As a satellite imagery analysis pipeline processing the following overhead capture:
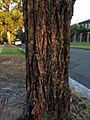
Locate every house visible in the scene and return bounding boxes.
[79,20,90,42]
[79,19,90,29]
[71,19,90,42]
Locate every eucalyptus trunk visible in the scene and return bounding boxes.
[23,0,76,120]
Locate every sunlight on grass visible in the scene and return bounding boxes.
[0,45,25,57]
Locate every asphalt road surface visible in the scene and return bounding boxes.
[70,48,90,89]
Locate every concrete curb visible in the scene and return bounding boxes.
[18,47,25,52]
[69,77,90,100]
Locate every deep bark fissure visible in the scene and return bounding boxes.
[23,0,76,120]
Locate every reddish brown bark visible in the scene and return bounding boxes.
[23,0,76,120]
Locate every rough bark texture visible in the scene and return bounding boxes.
[23,0,76,120]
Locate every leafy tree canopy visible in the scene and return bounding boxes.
[71,24,90,35]
[0,0,23,44]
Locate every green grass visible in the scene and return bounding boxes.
[70,42,90,49]
[0,45,25,57]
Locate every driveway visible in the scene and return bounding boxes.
[70,48,90,89]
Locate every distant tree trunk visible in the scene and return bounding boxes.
[7,31,11,45]
[80,33,82,43]
[87,32,89,43]
[23,0,76,120]
[73,33,76,43]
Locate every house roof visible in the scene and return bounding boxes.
[79,19,90,24]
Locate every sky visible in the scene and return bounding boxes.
[71,0,90,25]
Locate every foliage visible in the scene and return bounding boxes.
[0,0,24,44]
[70,24,90,42]
[71,24,80,35]
[16,29,26,43]
[71,24,90,35]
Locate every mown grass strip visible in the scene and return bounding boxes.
[70,42,90,50]
[0,45,25,57]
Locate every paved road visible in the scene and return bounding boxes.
[70,49,90,89]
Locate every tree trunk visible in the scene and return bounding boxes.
[73,33,76,43]
[23,0,76,120]
[7,31,11,45]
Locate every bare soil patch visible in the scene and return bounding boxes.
[0,56,26,120]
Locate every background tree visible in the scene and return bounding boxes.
[70,24,80,42]
[23,0,76,120]
[70,24,90,42]
[16,29,26,43]
[0,0,24,44]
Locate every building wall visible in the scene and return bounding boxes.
[80,22,90,29]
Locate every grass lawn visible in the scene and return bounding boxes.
[70,42,90,49]
[0,45,25,57]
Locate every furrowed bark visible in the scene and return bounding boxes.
[23,0,76,120]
